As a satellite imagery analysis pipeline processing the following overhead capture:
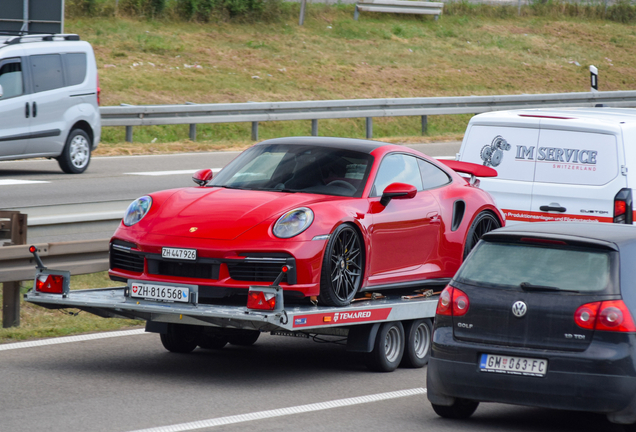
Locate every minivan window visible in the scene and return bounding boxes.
[0,59,23,99]
[64,53,87,86]
[456,242,611,292]
[31,54,64,92]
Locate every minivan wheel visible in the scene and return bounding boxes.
[58,129,91,174]
[431,399,479,419]
[463,211,501,259]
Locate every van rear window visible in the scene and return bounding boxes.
[456,242,612,292]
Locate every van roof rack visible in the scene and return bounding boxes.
[0,33,80,46]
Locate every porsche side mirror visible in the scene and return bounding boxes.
[192,168,213,186]
[380,182,417,206]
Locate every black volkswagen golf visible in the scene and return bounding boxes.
[427,222,636,429]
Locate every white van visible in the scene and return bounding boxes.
[456,108,635,225]
[0,33,100,173]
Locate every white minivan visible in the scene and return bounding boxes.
[0,33,100,173]
[456,108,635,225]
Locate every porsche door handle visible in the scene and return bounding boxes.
[540,205,567,212]
[427,211,441,224]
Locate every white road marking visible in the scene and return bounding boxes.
[125,168,222,176]
[126,388,427,432]
[0,179,50,186]
[0,328,148,351]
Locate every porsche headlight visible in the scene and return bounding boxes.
[273,207,314,238]
[123,196,152,226]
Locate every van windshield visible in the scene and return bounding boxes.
[456,242,612,292]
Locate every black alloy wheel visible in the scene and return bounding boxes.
[463,211,501,259]
[319,224,364,307]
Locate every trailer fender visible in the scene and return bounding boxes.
[145,321,169,334]
[346,323,381,353]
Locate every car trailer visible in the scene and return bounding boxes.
[24,247,439,372]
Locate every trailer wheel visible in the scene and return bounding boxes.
[198,334,229,350]
[319,224,364,307]
[464,211,501,259]
[400,319,432,368]
[228,330,260,346]
[431,399,479,419]
[160,324,199,353]
[365,321,405,372]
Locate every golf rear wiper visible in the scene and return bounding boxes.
[520,282,579,293]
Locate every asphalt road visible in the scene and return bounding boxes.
[0,330,624,432]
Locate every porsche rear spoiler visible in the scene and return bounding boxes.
[439,160,497,186]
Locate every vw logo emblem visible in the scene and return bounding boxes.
[512,301,527,318]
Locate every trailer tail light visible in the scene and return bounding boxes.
[436,286,469,317]
[614,188,633,224]
[575,300,636,332]
[247,290,277,310]
[35,274,65,294]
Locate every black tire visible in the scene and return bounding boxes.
[365,321,405,372]
[400,319,433,368]
[463,211,501,259]
[198,334,229,350]
[431,399,479,419]
[227,330,260,346]
[319,224,364,307]
[159,324,199,353]
[57,129,92,174]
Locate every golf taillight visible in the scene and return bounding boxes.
[575,300,636,332]
[247,290,277,310]
[614,188,633,224]
[436,286,469,317]
[35,274,65,294]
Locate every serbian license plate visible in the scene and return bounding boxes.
[162,247,196,261]
[480,353,548,377]
[130,282,192,303]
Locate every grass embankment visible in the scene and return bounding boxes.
[71,5,636,155]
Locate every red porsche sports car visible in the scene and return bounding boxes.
[109,137,504,307]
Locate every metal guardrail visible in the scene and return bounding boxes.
[354,0,444,20]
[0,240,109,284]
[100,90,636,141]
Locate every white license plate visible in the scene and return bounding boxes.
[480,353,547,377]
[162,247,196,261]
[130,282,191,303]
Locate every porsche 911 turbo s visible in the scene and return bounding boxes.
[109,137,504,307]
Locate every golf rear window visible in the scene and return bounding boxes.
[456,242,612,292]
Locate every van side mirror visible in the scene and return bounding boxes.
[380,182,417,206]
[192,168,213,186]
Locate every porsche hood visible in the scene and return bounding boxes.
[140,187,326,240]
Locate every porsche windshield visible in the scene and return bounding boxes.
[210,144,374,197]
